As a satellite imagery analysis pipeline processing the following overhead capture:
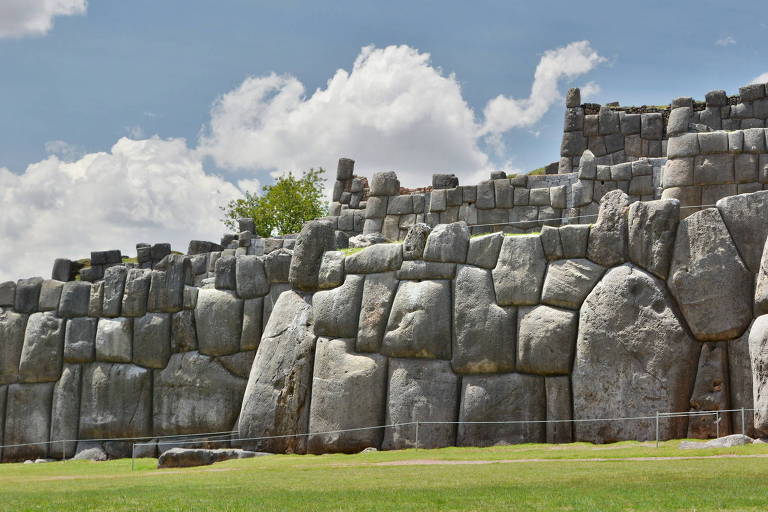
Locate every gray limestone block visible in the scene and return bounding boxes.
[620,112,641,135]
[509,175,527,187]
[698,131,728,154]
[563,107,584,132]
[668,209,752,341]
[716,190,768,273]
[337,158,355,180]
[446,187,463,207]
[545,376,573,443]
[345,243,403,274]
[79,362,152,440]
[627,199,680,279]
[262,283,290,327]
[755,98,768,119]
[365,196,388,219]
[430,189,447,213]
[457,373,546,447]
[215,255,237,290]
[461,185,477,203]
[402,223,431,260]
[2,382,54,462]
[433,173,459,189]
[596,165,611,181]
[493,234,546,306]
[38,279,63,312]
[102,266,128,317]
[50,364,81,458]
[748,316,768,433]
[517,305,578,375]
[561,131,587,157]
[95,317,132,363]
[171,310,197,353]
[195,289,243,356]
[584,114,598,136]
[566,88,581,108]
[396,261,456,280]
[121,268,150,317]
[541,258,605,310]
[153,352,246,437]
[207,252,222,273]
[313,274,364,338]
[369,171,400,196]
[19,312,64,383]
[133,312,171,368]
[382,358,459,450]
[477,208,508,226]
[641,113,663,140]
[241,298,263,352]
[467,232,503,269]
[264,248,292,283]
[264,238,284,254]
[218,350,256,379]
[318,251,346,290]
[631,159,653,177]
[729,325,756,436]
[604,133,624,154]
[687,342,732,438]
[494,179,513,208]
[550,185,567,209]
[573,264,699,443]
[238,290,315,454]
[339,191,351,205]
[236,255,269,298]
[672,97,693,109]
[735,154,758,183]
[150,244,171,262]
[88,280,103,317]
[729,131,744,153]
[705,90,728,107]
[15,277,43,314]
[0,310,28,385]
[762,154,768,184]
[668,107,692,136]
[413,194,426,214]
[382,279,451,359]
[559,224,590,258]
[79,266,102,282]
[356,272,398,353]
[183,286,198,310]
[589,137,608,158]
[363,218,383,235]
[387,195,414,215]
[58,281,91,318]
[701,183,737,206]
[572,181,593,206]
[587,189,630,267]
[0,281,15,306]
[51,258,75,282]
[381,215,400,240]
[64,317,97,363]
[598,106,619,135]
[662,158,694,187]
[529,188,550,206]
[423,222,469,263]
[513,187,530,205]
[741,84,766,102]
[667,133,700,158]
[732,102,753,119]
[307,338,387,454]
[453,265,516,374]
[628,175,654,196]
[738,182,763,194]
[611,162,632,181]
[744,128,767,153]
[476,181,495,209]
[758,238,768,315]
[540,225,563,261]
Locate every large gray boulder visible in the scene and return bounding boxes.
[289,220,336,291]
[157,448,265,469]
[79,363,152,440]
[560,225,590,259]
[345,243,403,274]
[356,272,398,352]
[716,191,768,273]
[195,289,243,356]
[171,310,197,353]
[264,248,293,283]
[381,280,451,359]
[627,199,680,279]
[517,305,577,375]
[748,315,768,434]
[317,251,345,290]
[307,338,387,454]
[402,223,431,260]
[153,352,247,436]
[241,298,262,351]
[756,241,768,315]
[467,232,503,269]
[453,265,516,374]
[102,266,128,317]
[50,364,81,458]
[0,310,28,385]
[729,324,756,436]
[38,279,63,311]
[572,264,699,442]
[688,342,732,438]
[397,261,456,280]
[493,234,546,306]
[63,317,96,363]
[121,269,151,317]
[133,312,171,368]
[58,281,91,318]
[545,376,573,443]
[457,373,546,447]
[423,222,470,263]
[540,259,604,310]
[3,382,54,462]
[238,290,316,454]
[382,358,459,450]
[668,208,752,341]
[235,255,269,299]
[15,277,42,314]
[19,312,64,383]
[313,274,365,338]
[94,317,133,363]
[587,190,630,267]
[0,281,15,306]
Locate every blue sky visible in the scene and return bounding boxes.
[0,0,766,278]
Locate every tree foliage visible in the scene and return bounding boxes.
[221,168,328,237]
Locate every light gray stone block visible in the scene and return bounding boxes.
[493,234,546,306]
[64,317,96,363]
[541,258,604,310]
[19,312,64,383]
[517,305,577,375]
[195,289,243,356]
[313,274,364,339]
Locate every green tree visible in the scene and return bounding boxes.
[221,168,328,237]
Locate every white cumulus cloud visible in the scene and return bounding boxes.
[0,0,86,38]
[751,72,768,84]
[715,36,736,47]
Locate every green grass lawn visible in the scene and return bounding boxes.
[1,441,767,511]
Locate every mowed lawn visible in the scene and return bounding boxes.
[1,441,768,511]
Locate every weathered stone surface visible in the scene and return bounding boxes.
[729,325,756,436]
[382,280,451,359]
[307,338,387,454]
[317,251,345,290]
[133,313,171,368]
[541,259,604,310]
[545,376,573,443]
[457,373,546,446]
[493,235,546,306]
[306,268,365,336]
[453,265,516,374]
[369,171,400,196]
[88,280,103,317]
[467,232,503,269]
[396,261,456,280]
[73,444,107,461]
[195,289,243,356]
[0,281,15,306]
[0,310,27,385]
[64,317,96,363]
[171,310,197,353]
[215,255,236,290]
[423,222,469,263]
[559,224,590,258]
[402,223,431,260]
[241,298,262,351]
[79,363,152,439]
[688,342,731,438]
[38,279,63,312]
[95,317,132,363]
[15,277,42,314]
[19,312,64,383]
[289,220,336,291]
[157,448,264,468]
[154,352,247,435]
[102,266,128,317]
[573,265,699,442]
[345,243,403,274]
[50,364,81,458]
[238,290,316,454]
[121,269,150,317]
[750,315,768,434]
[3,383,54,461]
[217,350,256,379]
[668,208,752,341]
[517,305,577,375]
[382,359,459,450]
[540,226,563,260]
[262,283,290,327]
[264,248,292,283]
[680,434,754,449]
[716,191,768,273]
[357,272,398,353]
[235,255,269,298]
[627,199,680,279]
[587,190,630,267]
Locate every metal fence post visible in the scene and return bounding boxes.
[415,421,420,450]
[741,408,745,436]
[131,443,135,472]
[715,411,720,439]
[655,412,659,448]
